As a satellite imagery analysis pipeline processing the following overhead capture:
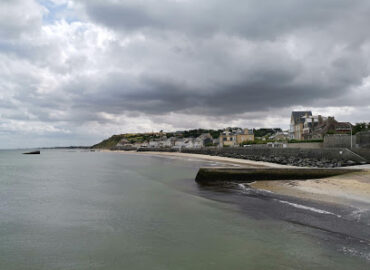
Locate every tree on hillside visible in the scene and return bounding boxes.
[353,122,370,134]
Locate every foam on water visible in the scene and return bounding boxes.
[238,183,253,194]
[238,183,274,195]
[341,246,370,261]
[237,184,341,217]
[238,183,247,190]
[276,200,342,218]
[350,208,370,225]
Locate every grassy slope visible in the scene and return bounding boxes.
[91,135,126,149]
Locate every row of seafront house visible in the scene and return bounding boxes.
[290,111,352,140]
[117,134,212,150]
[290,111,370,149]
[114,111,369,150]
[116,128,256,150]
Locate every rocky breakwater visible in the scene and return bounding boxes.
[181,147,367,168]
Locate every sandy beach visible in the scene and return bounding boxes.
[105,150,370,207]
[250,170,370,206]
[106,150,296,168]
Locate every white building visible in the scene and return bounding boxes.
[149,140,160,148]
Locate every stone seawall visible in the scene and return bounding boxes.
[137,147,178,152]
[323,131,370,148]
[111,146,138,151]
[285,142,323,149]
[324,134,356,148]
[356,131,370,148]
[352,149,370,162]
[181,147,367,167]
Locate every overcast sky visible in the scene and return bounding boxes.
[1,0,369,148]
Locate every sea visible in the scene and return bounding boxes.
[0,149,369,270]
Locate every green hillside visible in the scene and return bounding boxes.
[92,134,127,149]
[92,133,164,149]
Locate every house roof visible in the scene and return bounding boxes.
[335,122,352,130]
[291,111,312,124]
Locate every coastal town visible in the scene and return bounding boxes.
[93,111,370,168]
[95,111,370,151]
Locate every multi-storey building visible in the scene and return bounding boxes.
[289,111,312,140]
[219,128,254,147]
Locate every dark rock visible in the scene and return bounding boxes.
[23,151,40,155]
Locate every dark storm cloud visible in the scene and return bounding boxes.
[61,0,370,117]
[59,65,349,117]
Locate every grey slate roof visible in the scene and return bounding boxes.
[291,111,312,124]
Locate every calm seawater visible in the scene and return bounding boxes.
[0,150,369,270]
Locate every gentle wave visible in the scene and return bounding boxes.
[237,184,342,218]
[276,200,342,218]
[238,183,274,195]
[238,183,247,190]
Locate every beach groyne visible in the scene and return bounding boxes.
[195,167,363,185]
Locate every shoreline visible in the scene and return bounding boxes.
[103,150,296,168]
[102,150,370,207]
[250,171,370,206]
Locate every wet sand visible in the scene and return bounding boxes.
[250,170,370,206]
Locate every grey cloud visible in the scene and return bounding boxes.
[0,0,43,39]
[58,66,345,117]
[1,0,370,148]
[85,2,160,31]
[78,0,369,41]
[54,34,365,117]
[63,0,370,117]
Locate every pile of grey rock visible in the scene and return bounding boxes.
[181,149,360,168]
